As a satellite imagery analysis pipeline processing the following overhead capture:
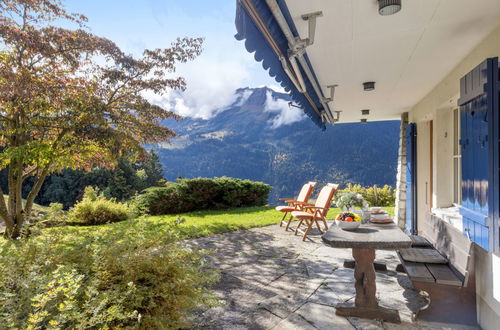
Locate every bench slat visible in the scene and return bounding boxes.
[422,213,473,285]
[426,264,463,286]
[400,247,448,264]
[409,235,432,247]
[397,252,435,283]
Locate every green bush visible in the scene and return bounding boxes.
[70,186,132,225]
[335,184,395,207]
[0,224,217,329]
[135,177,271,215]
[43,202,67,224]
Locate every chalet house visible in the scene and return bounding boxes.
[234,0,500,328]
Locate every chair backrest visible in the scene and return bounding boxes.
[422,213,474,286]
[296,181,317,203]
[314,183,339,217]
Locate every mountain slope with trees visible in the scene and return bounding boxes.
[156,87,400,203]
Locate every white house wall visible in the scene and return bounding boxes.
[434,109,454,208]
[408,24,500,330]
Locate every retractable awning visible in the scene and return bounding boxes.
[236,0,500,125]
[235,0,329,130]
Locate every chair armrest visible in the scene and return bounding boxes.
[304,206,324,210]
[294,201,315,206]
[279,198,301,207]
[299,207,325,219]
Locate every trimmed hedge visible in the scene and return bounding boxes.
[135,177,271,215]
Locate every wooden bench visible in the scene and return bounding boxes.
[396,213,477,325]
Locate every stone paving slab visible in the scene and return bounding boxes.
[189,222,480,330]
[296,302,355,330]
[273,312,318,330]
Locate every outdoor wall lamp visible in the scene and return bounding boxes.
[378,0,401,16]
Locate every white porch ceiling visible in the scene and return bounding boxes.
[285,0,500,123]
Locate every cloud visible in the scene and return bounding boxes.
[117,0,285,121]
[68,0,281,120]
[259,84,286,94]
[264,91,306,128]
[148,54,252,119]
[234,89,253,106]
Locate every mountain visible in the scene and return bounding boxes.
[154,87,400,203]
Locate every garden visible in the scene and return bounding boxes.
[0,176,395,328]
[0,0,396,328]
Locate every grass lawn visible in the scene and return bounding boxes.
[27,205,395,242]
[39,206,281,242]
[1,205,396,245]
[140,206,395,239]
[1,194,50,213]
[1,205,396,244]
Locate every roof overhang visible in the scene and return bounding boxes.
[235,0,500,125]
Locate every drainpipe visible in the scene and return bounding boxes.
[265,0,335,123]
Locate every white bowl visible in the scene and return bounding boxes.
[371,213,389,220]
[335,220,361,231]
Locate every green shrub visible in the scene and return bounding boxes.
[335,184,395,207]
[0,224,217,329]
[42,202,67,224]
[135,177,271,215]
[70,186,132,225]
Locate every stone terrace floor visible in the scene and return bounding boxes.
[188,222,480,330]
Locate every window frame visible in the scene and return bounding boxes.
[452,107,462,206]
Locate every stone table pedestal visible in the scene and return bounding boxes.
[322,223,411,323]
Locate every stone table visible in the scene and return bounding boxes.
[322,222,411,323]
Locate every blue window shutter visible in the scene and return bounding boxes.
[458,57,500,252]
[405,123,417,235]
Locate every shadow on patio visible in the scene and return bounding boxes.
[186,223,475,330]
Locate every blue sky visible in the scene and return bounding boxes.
[64,0,292,120]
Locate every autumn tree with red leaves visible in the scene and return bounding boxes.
[0,0,203,238]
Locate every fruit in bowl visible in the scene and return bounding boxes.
[335,212,362,231]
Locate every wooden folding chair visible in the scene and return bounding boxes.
[275,181,317,231]
[292,183,339,241]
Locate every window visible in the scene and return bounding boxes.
[453,108,462,205]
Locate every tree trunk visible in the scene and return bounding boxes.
[0,187,14,238]
[2,165,50,239]
[25,168,49,216]
[6,160,23,238]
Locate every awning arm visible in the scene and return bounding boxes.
[239,0,322,118]
[265,0,336,124]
